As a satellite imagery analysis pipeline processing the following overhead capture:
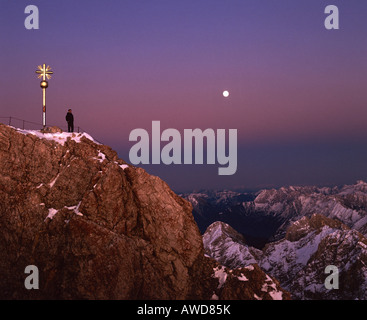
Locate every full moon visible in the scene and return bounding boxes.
[223,90,229,98]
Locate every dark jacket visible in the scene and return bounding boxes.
[66,112,74,123]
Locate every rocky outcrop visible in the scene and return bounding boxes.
[280,215,367,300]
[207,260,291,300]
[203,214,367,300]
[0,124,290,300]
[203,221,262,269]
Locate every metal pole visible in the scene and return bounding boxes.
[36,64,53,130]
[42,87,46,128]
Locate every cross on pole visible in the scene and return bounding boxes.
[35,64,53,129]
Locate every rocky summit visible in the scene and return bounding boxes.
[0,124,289,300]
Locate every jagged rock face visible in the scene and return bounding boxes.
[0,124,290,300]
[0,124,202,299]
[209,261,291,300]
[285,216,367,300]
[203,214,367,300]
[203,221,262,269]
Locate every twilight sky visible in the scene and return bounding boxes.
[1,0,367,192]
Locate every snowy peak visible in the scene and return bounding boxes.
[187,180,367,299]
[285,214,349,242]
[204,214,367,299]
[204,221,247,247]
[203,221,262,269]
[16,125,100,146]
[254,185,324,205]
[339,180,367,195]
[184,181,367,248]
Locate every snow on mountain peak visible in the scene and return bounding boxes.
[203,221,262,269]
[204,214,367,300]
[16,127,99,146]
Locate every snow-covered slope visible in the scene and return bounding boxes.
[210,263,290,300]
[203,222,262,269]
[184,181,367,247]
[261,214,367,299]
[16,127,99,146]
[203,214,367,300]
[250,182,367,241]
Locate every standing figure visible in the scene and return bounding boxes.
[66,109,74,133]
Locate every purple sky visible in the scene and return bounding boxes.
[1,0,367,192]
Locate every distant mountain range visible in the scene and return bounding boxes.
[182,181,367,299]
[181,181,367,248]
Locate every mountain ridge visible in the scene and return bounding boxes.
[0,124,290,300]
[202,213,367,299]
[183,180,367,248]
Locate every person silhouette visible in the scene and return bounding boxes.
[66,109,74,133]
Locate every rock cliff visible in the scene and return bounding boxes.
[0,124,289,300]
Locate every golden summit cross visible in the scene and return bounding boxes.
[35,63,53,128]
[35,64,53,81]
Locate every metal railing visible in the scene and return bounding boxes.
[0,116,102,144]
[0,116,85,133]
